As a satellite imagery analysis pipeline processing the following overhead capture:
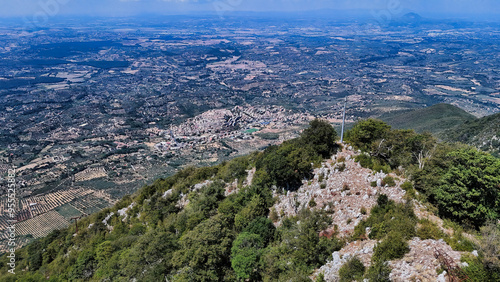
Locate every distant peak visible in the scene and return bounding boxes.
[402,12,422,21]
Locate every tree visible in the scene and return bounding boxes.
[300,119,338,158]
[433,148,500,228]
[234,195,269,231]
[258,143,318,191]
[243,217,276,245]
[231,232,265,280]
[172,214,235,281]
[346,119,391,152]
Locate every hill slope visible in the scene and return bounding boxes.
[1,119,498,281]
[379,103,476,136]
[441,112,500,157]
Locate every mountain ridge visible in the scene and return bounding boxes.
[1,119,498,281]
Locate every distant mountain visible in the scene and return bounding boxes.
[389,12,424,26]
[378,103,476,136]
[441,111,500,157]
[401,12,423,22]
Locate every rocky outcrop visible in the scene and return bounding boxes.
[272,147,406,236]
[272,146,469,281]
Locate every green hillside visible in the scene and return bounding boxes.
[441,112,500,158]
[1,119,499,281]
[379,103,476,136]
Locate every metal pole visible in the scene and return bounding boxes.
[340,97,347,143]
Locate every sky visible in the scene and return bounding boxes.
[0,0,499,19]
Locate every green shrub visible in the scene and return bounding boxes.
[445,232,476,252]
[461,254,491,282]
[382,176,395,187]
[365,260,391,282]
[318,173,325,182]
[339,257,365,282]
[231,232,265,280]
[360,207,367,215]
[371,181,377,187]
[270,208,279,222]
[337,156,346,163]
[376,194,388,207]
[316,272,326,282]
[413,146,500,229]
[355,154,373,168]
[309,199,317,208]
[320,183,327,189]
[353,194,416,241]
[243,217,275,245]
[372,160,391,174]
[300,119,339,158]
[401,181,416,199]
[416,219,444,240]
[372,232,409,262]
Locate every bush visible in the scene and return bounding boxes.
[337,162,346,172]
[401,181,416,199]
[258,141,320,191]
[355,154,373,168]
[243,217,275,245]
[316,272,326,282]
[461,254,491,282]
[372,232,410,262]
[320,183,327,189]
[318,173,325,182]
[376,194,389,207]
[309,199,317,208]
[382,176,395,187]
[479,222,500,271]
[401,181,413,192]
[270,208,279,222]
[371,181,377,187]
[360,207,367,215]
[414,146,500,229]
[338,257,365,282]
[372,160,391,174]
[365,260,391,282]
[416,219,443,240]
[355,195,416,241]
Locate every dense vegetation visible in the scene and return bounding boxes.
[2,117,499,281]
[379,103,476,136]
[345,119,500,281]
[379,103,500,158]
[346,118,500,229]
[441,111,500,158]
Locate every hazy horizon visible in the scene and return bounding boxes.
[1,0,499,21]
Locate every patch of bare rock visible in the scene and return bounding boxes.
[272,147,406,235]
[270,146,469,281]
